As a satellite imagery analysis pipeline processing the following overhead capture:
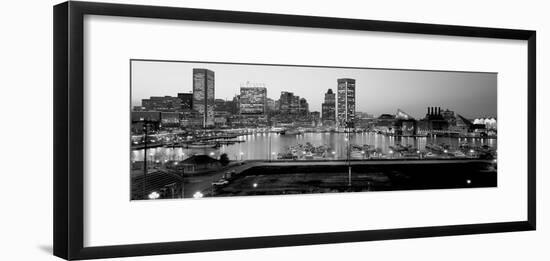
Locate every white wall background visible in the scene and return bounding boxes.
[0,0,547,260]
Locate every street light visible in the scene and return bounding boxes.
[253,183,258,188]
[193,191,204,199]
[148,191,160,200]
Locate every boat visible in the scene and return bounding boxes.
[452,151,467,158]
[184,142,219,149]
[283,129,303,135]
[425,143,445,153]
[424,152,438,158]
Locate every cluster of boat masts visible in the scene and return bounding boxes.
[275,142,496,160]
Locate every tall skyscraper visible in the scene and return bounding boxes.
[192,68,215,128]
[239,82,267,115]
[290,95,300,114]
[322,88,336,126]
[337,78,356,127]
[279,91,294,114]
[299,98,309,115]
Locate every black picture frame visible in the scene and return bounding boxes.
[53,1,536,260]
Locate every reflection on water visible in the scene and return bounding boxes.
[131,132,497,162]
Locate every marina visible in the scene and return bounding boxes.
[131,131,497,164]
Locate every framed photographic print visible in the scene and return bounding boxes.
[54,1,536,260]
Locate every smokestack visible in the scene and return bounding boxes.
[438,107,441,115]
[427,107,430,115]
[431,107,434,115]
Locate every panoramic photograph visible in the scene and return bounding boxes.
[130,60,497,200]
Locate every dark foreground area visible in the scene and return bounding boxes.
[211,160,497,197]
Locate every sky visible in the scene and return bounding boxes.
[131,60,497,119]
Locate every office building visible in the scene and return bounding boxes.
[337,78,356,127]
[192,68,215,128]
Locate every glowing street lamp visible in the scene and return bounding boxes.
[193,191,204,199]
[148,191,160,200]
[253,183,258,188]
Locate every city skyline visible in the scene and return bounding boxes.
[131,60,497,119]
[130,60,498,200]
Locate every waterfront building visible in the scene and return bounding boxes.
[356,111,374,119]
[132,111,161,122]
[321,88,336,126]
[310,111,321,126]
[266,98,277,112]
[474,117,497,130]
[179,155,222,174]
[133,106,145,111]
[290,95,300,114]
[299,97,309,115]
[418,106,449,131]
[179,109,203,129]
[394,109,417,136]
[232,95,240,114]
[374,113,396,134]
[141,96,181,112]
[130,111,161,134]
[441,108,456,126]
[214,99,235,113]
[337,78,356,127]
[450,114,474,135]
[214,111,230,127]
[160,112,180,128]
[279,91,294,114]
[239,83,267,115]
[229,114,268,128]
[192,68,215,128]
[177,92,193,110]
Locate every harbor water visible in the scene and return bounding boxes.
[131,132,497,162]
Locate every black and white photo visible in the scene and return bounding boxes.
[130,60,498,200]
